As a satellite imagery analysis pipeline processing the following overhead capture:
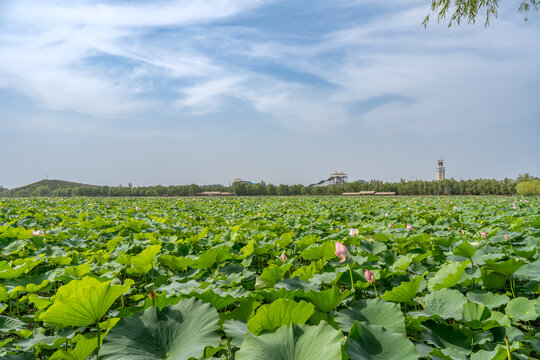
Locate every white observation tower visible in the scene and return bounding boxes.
[436,159,445,181]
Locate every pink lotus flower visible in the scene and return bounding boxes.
[481,231,487,238]
[349,228,359,236]
[513,205,517,210]
[388,223,393,228]
[406,224,413,231]
[384,213,389,217]
[453,206,457,210]
[505,234,509,241]
[31,230,44,236]
[335,242,349,262]
[280,251,287,262]
[364,269,374,283]
[135,206,140,211]
[258,212,261,217]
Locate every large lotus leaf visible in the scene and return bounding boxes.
[2,239,27,255]
[181,287,250,310]
[335,298,406,335]
[193,245,232,269]
[302,287,352,313]
[484,258,525,277]
[223,319,248,347]
[381,276,423,303]
[466,290,510,309]
[359,240,387,255]
[505,297,538,321]
[257,263,292,288]
[247,298,315,335]
[49,333,98,360]
[470,344,518,360]
[427,260,469,291]
[100,298,220,360]
[258,288,303,302]
[389,254,416,272]
[0,257,43,279]
[422,288,467,320]
[64,264,92,278]
[126,244,162,275]
[345,322,418,360]
[514,259,540,281]
[12,328,78,351]
[0,315,27,333]
[421,320,472,358]
[275,278,320,292]
[6,271,55,294]
[301,241,335,262]
[157,255,194,272]
[236,321,344,360]
[41,277,130,327]
[462,303,498,329]
[481,270,507,289]
[452,240,479,259]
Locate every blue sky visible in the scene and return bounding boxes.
[1,0,539,188]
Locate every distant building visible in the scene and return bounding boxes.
[436,159,445,181]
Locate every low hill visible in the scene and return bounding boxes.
[12,179,96,192]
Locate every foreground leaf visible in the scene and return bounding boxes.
[236,322,343,360]
[100,298,220,360]
[345,321,418,360]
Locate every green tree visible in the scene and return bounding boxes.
[423,0,538,27]
[516,180,540,195]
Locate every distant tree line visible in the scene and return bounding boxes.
[1,174,538,197]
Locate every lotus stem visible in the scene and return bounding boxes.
[347,259,355,293]
[372,283,379,298]
[96,321,101,360]
[509,277,516,299]
[505,335,511,360]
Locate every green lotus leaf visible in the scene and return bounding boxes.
[421,320,472,358]
[452,240,479,258]
[41,277,130,327]
[481,270,507,289]
[427,260,469,291]
[335,298,406,335]
[359,240,387,255]
[381,275,423,303]
[345,321,418,360]
[466,290,510,309]
[514,259,540,281]
[462,303,497,329]
[257,263,292,288]
[193,244,232,269]
[0,315,27,333]
[100,298,220,360]
[247,298,315,335]
[0,257,43,279]
[302,287,351,313]
[470,344,517,360]
[236,322,344,360]
[223,319,248,347]
[301,241,335,262]
[126,244,162,275]
[505,297,538,321]
[64,264,92,278]
[49,333,98,360]
[484,258,525,277]
[422,288,467,320]
[157,255,194,271]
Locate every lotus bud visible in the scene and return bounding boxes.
[364,269,374,283]
[280,251,287,262]
[335,242,349,263]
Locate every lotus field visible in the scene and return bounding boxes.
[0,196,539,359]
